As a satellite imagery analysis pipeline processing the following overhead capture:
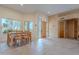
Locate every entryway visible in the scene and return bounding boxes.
[37,16,48,39]
[41,21,46,38]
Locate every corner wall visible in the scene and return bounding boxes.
[48,15,59,38]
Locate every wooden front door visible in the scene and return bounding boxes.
[41,21,46,38]
[59,21,64,38]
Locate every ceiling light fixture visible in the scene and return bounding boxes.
[48,11,50,14]
[20,4,23,6]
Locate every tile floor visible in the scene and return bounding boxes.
[0,38,79,55]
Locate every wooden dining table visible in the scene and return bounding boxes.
[7,31,32,47]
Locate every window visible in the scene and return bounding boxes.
[12,20,21,31]
[0,19,2,33]
[1,18,21,33]
[24,21,33,32]
[1,18,10,33]
[24,21,28,31]
[29,21,33,31]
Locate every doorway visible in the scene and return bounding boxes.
[59,21,65,38]
[41,21,46,38]
[65,19,78,39]
[37,16,47,39]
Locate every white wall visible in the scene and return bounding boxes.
[0,6,23,20]
[0,6,47,41]
[48,15,59,38]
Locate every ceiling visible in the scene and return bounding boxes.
[1,4,79,16]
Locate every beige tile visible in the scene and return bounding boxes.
[0,38,79,55]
